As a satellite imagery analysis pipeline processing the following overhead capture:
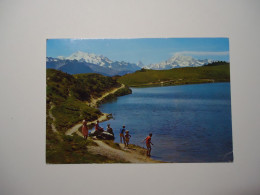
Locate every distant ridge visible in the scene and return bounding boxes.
[47,51,221,75]
[47,51,141,76]
[145,54,213,70]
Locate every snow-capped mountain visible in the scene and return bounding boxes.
[47,51,141,76]
[46,57,67,69]
[62,51,113,67]
[145,54,213,70]
[136,61,144,67]
[59,51,140,71]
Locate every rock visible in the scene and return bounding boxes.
[101,132,114,140]
[89,129,98,137]
[89,130,115,140]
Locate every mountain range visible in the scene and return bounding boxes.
[145,54,213,70]
[47,51,141,76]
[46,51,214,76]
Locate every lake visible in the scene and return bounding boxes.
[98,83,233,162]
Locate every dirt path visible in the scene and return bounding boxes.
[88,140,160,163]
[72,132,160,163]
[65,84,125,136]
[65,113,109,136]
[88,84,125,107]
[49,104,57,133]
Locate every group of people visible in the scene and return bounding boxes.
[81,119,114,139]
[119,125,153,156]
[95,120,114,136]
[118,125,154,156]
[81,120,154,156]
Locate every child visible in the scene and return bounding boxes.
[125,130,131,147]
[119,125,126,144]
[143,133,153,156]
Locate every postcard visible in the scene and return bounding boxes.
[46,38,233,163]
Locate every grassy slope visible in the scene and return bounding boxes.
[47,69,125,133]
[46,69,131,163]
[46,108,126,163]
[118,62,230,87]
[46,130,125,164]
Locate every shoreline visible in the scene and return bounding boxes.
[67,82,228,136]
[65,84,126,136]
[126,80,230,88]
[94,81,231,163]
[67,114,163,163]
[88,140,163,163]
[73,132,163,163]
[66,82,194,163]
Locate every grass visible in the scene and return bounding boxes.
[46,133,125,164]
[102,140,122,150]
[74,73,121,99]
[46,69,133,163]
[127,144,147,155]
[118,62,230,87]
[52,96,101,133]
[47,69,131,133]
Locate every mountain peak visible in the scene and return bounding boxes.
[137,61,144,67]
[65,51,112,66]
[47,51,141,76]
[147,54,212,70]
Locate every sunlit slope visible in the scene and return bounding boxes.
[118,62,230,87]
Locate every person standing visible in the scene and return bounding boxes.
[125,130,131,148]
[119,125,126,145]
[143,133,153,156]
[82,119,88,139]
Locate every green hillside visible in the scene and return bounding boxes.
[118,62,230,87]
[46,69,131,132]
[48,70,112,132]
[46,69,131,163]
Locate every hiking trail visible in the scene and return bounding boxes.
[65,84,125,136]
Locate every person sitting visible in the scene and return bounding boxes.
[106,124,114,136]
[95,120,104,133]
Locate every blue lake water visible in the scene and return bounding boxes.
[98,83,233,162]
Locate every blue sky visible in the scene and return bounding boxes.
[47,38,229,65]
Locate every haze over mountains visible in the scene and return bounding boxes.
[145,54,213,70]
[46,51,215,76]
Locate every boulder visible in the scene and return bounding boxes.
[89,129,99,137]
[89,130,115,140]
[101,131,114,140]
